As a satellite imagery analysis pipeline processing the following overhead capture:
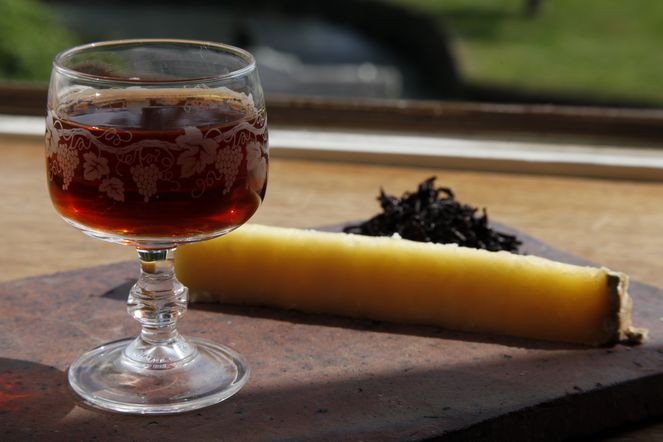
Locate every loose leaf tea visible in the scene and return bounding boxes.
[343,177,521,253]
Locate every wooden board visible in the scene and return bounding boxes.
[2,228,663,441]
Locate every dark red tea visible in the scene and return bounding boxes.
[46,92,268,242]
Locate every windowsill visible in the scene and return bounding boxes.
[5,113,663,181]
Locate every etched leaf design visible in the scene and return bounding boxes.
[176,126,218,178]
[246,141,267,192]
[99,177,125,202]
[45,113,60,158]
[82,152,110,181]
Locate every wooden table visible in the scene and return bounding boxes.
[2,133,663,440]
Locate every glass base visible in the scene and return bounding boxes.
[68,337,249,414]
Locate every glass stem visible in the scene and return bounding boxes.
[124,247,196,368]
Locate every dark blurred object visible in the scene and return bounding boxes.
[524,0,544,17]
[49,0,459,100]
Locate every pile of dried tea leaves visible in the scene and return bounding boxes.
[343,177,521,253]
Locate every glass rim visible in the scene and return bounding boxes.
[52,38,257,85]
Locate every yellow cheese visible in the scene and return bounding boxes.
[176,224,644,346]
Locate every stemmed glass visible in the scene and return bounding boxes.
[45,40,268,414]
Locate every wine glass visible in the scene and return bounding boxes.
[45,39,268,414]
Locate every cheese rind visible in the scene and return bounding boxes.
[176,224,642,346]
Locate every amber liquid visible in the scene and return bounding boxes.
[46,95,268,243]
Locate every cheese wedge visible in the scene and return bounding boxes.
[176,224,644,346]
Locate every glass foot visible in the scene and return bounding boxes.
[68,337,249,414]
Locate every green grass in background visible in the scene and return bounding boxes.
[391,0,663,105]
[0,0,77,81]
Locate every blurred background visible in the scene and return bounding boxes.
[2,0,663,108]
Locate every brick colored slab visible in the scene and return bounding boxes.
[2,229,663,441]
